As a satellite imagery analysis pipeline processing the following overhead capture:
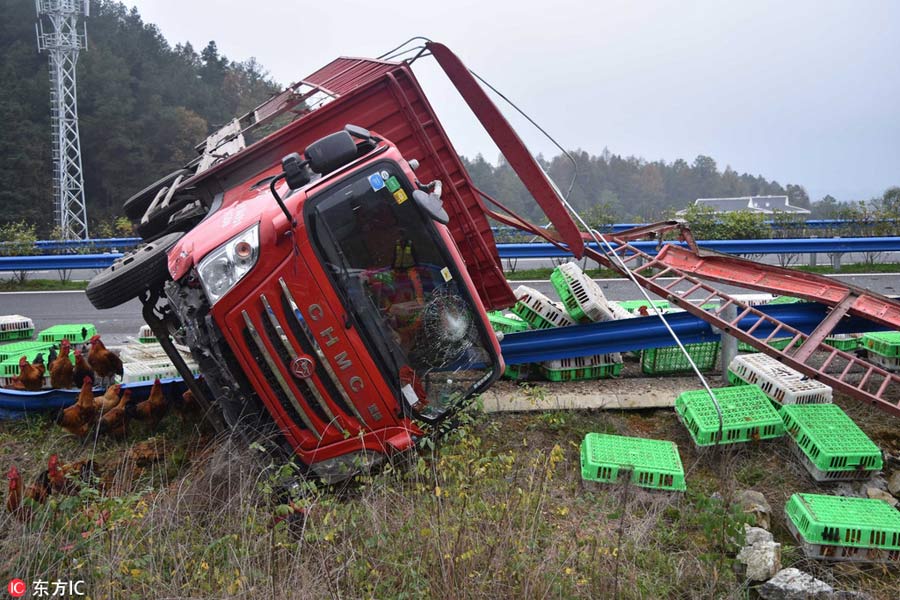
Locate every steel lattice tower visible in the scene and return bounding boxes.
[35,0,89,240]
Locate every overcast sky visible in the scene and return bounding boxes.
[126,0,899,202]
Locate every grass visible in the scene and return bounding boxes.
[793,262,900,274]
[2,389,896,599]
[0,278,89,291]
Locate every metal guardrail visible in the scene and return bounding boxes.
[496,237,900,259]
[499,302,888,364]
[1,237,899,272]
[0,253,123,271]
[5,218,897,253]
[493,218,898,235]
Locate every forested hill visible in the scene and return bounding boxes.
[2,1,808,235]
[0,0,279,234]
[462,152,808,223]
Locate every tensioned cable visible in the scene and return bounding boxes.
[463,66,725,441]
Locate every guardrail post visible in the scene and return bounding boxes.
[720,303,738,381]
[829,252,842,272]
[809,252,817,267]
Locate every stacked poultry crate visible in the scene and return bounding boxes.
[37,323,97,345]
[860,331,900,372]
[487,262,627,382]
[784,493,900,563]
[118,342,200,383]
[728,353,832,405]
[779,404,882,482]
[0,315,34,342]
[674,384,785,447]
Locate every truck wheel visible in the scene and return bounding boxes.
[86,232,183,309]
[123,169,191,220]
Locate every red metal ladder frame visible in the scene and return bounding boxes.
[490,214,900,416]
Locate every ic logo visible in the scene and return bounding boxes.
[8,579,26,598]
[290,356,315,380]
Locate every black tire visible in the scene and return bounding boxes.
[86,232,183,309]
[123,168,192,220]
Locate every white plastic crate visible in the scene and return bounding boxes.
[867,352,900,372]
[552,262,615,322]
[122,358,200,383]
[512,286,576,330]
[0,315,35,341]
[730,293,776,307]
[118,342,172,362]
[607,301,635,320]
[541,353,623,370]
[729,353,832,405]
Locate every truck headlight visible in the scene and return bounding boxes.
[197,223,260,305]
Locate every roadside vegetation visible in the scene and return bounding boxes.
[2,390,896,599]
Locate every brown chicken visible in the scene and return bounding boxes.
[94,383,122,412]
[172,389,202,419]
[47,455,93,495]
[98,389,131,438]
[6,465,50,523]
[13,354,46,391]
[49,339,74,389]
[55,376,98,438]
[87,335,123,385]
[73,349,94,388]
[127,378,167,428]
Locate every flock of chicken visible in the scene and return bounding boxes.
[10,335,123,391]
[6,379,201,523]
[56,377,198,439]
[5,455,92,523]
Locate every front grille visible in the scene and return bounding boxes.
[257,298,335,427]
[240,311,321,440]
[278,278,373,428]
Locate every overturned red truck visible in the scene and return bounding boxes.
[88,41,900,480]
[86,42,587,480]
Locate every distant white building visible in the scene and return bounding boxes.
[678,195,810,215]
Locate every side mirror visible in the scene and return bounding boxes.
[305,131,358,175]
[412,190,449,225]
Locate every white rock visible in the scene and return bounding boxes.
[737,489,772,529]
[758,568,833,600]
[737,539,781,581]
[887,470,900,497]
[744,524,774,545]
[865,486,898,507]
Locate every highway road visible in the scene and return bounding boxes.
[0,273,896,341]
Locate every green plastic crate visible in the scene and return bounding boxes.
[0,340,55,364]
[780,404,882,480]
[614,299,669,314]
[580,433,686,491]
[861,331,900,359]
[488,311,529,335]
[738,337,796,352]
[37,323,96,344]
[0,328,33,342]
[641,341,719,375]
[786,493,900,552]
[823,334,861,351]
[503,363,533,380]
[0,347,57,376]
[768,295,802,305]
[675,384,785,446]
[540,361,622,382]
